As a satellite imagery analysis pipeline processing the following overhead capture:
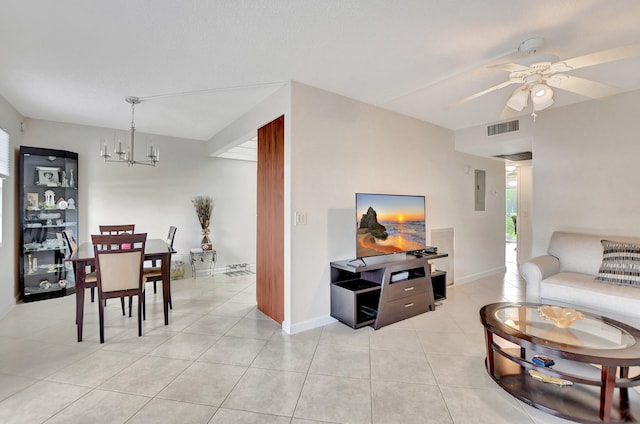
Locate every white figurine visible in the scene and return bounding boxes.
[44,190,56,208]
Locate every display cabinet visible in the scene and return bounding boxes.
[19,146,78,302]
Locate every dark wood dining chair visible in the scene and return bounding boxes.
[99,224,136,316]
[91,232,147,343]
[62,229,98,323]
[144,226,177,309]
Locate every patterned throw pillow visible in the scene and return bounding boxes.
[596,240,640,287]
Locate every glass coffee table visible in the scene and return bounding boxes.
[480,302,640,423]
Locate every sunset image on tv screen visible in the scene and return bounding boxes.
[356,193,426,258]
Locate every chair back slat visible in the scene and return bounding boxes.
[167,226,177,248]
[99,224,136,235]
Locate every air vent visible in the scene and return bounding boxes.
[493,151,532,161]
[487,120,519,136]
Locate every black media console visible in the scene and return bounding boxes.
[330,253,448,329]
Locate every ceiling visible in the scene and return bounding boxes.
[1,1,640,143]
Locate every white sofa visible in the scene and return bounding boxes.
[520,231,640,318]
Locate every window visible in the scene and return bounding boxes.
[0,128,9,245]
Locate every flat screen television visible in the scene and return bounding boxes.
[356,193,426,258]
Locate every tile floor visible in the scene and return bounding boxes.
[0,255,578,423]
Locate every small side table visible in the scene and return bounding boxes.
[190,249,216,279]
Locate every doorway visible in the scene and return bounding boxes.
[505,162,533,266]
[505,164,517,267]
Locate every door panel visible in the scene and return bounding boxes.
[256,115,284,323]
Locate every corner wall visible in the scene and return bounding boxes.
[0,95,23,318]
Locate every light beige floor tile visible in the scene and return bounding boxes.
[0,374,35,402]
[198,336,267,366]
[43,388,150,424]
[319,322,371,347]
[427,352,496,388]
[128,398,216,424]
[226,317,279,340]
[418,330,485,355]
[244,307,275,321]
[46,349,141,387]
[270,326,322,344]
[209,408,291,423]
[227,289,258,304]
[0,342,97,379]
[208,302,256,318]
[99,356,191,397]
[148,332,218,360]
[157,361,246,406]
[294,373,371,424]
[100,327,176,354]
[371,349,436,384]
[182,314,242,336]
[251,339,316,372]
[409,309,465,333]
[309,343,370,379]
[369,326,423,352]
[372,380,452,423]
[0,380,90,424]
[222,367,305,416]
[440,385,535,424]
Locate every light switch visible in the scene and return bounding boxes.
[295,211,307,225]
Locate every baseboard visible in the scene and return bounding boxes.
[282,314,337,335]
[454,266,507,285]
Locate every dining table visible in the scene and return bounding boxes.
[70,238,175,342]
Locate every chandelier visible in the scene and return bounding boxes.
[99,96,159,166]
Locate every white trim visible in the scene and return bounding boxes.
[283,314,337,335]
[453,266,507,285]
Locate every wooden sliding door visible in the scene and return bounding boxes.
[256,115,284,323]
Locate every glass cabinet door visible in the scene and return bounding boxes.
[19,146,78,302]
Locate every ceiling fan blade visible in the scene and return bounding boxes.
[489,62,531,72]
[546,74,621,99]
[448,79,520,108]
[558,43,640,71]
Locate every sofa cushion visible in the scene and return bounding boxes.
[596,240,640,287]
[541,272,640,318]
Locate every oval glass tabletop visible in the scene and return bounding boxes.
[494,304,636,350]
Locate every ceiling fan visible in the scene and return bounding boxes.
[451,38,640,118]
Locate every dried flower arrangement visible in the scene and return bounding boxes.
[192,195,213,248]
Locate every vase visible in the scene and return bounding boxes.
[201,230,212,250]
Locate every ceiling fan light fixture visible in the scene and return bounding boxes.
[506,87,529,111]
[531,84,554,110]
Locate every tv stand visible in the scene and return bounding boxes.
[330,253,448,329]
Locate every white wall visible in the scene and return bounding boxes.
[0,95,23,318]
[19,119,257,277]
[530,89,640,256]
[287,82,505,332]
